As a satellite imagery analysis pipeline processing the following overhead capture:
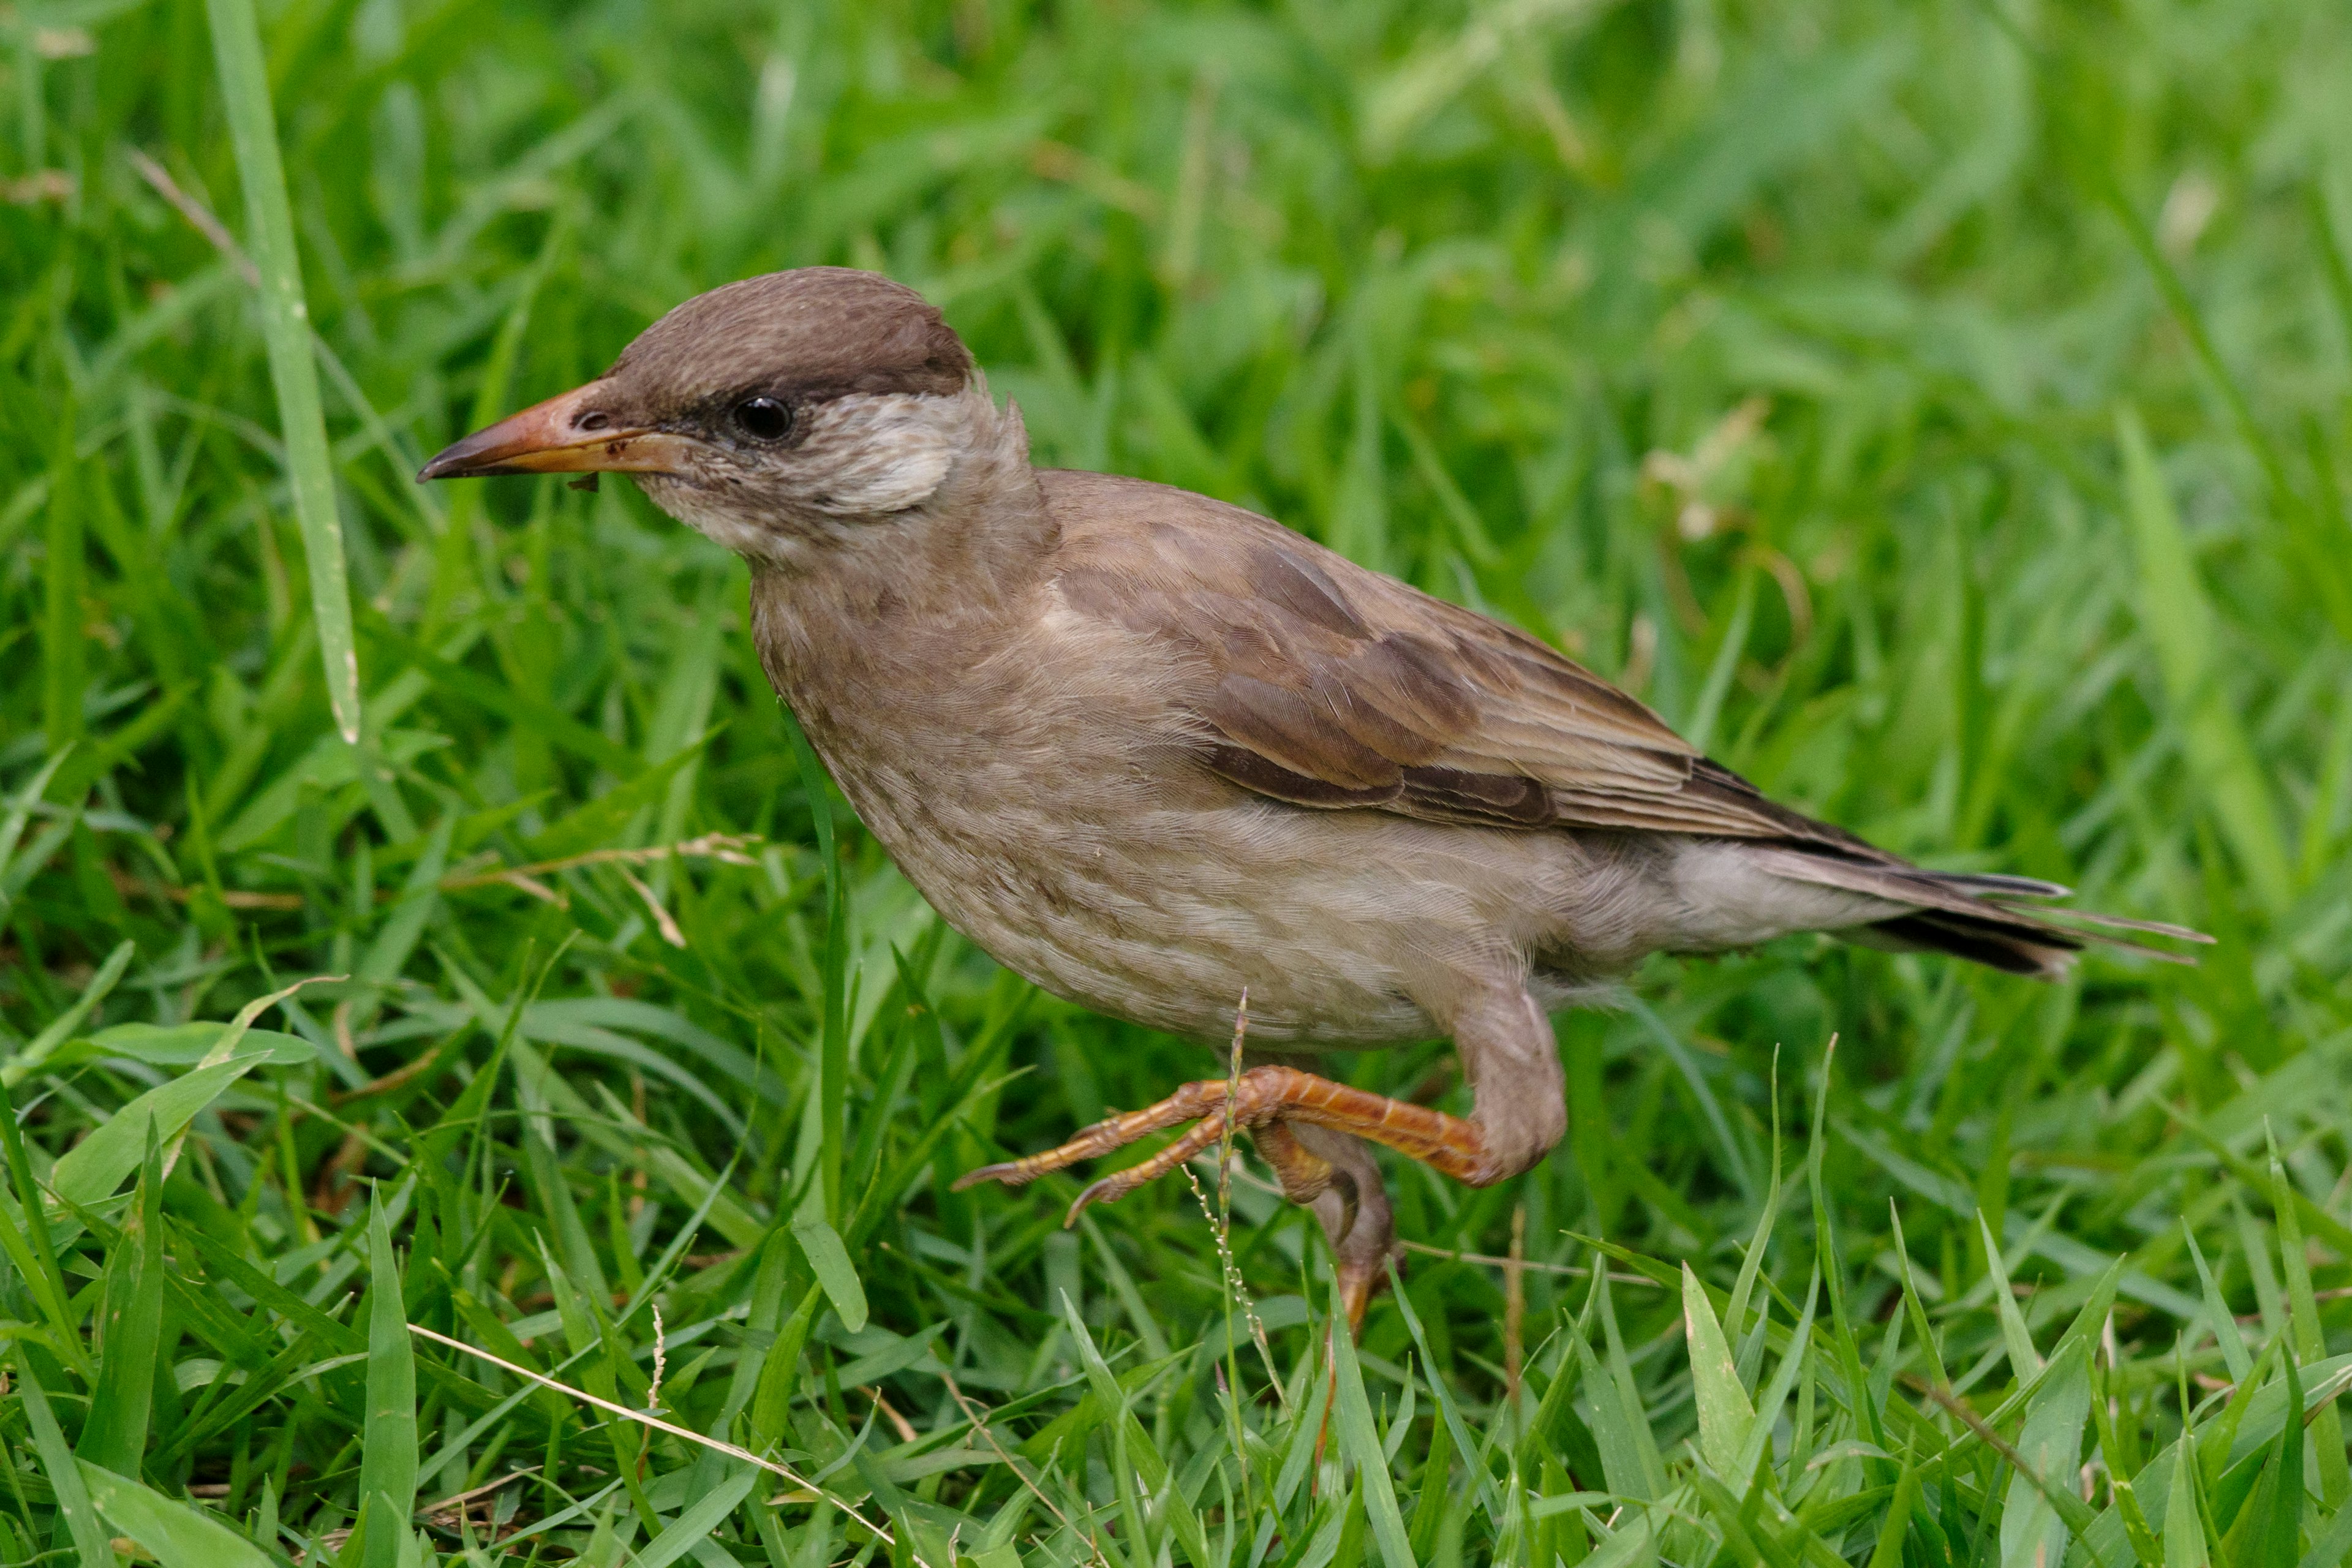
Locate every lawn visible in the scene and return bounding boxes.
[2,0,2350,1562]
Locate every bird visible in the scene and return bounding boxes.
[422,266,2206,1326]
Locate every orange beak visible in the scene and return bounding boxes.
[417,382,699,481]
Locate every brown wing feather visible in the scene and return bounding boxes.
[1047,472,1820,845]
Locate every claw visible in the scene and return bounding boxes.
[1328,1167,1361,1248]
[952,1160,1033,1192]
[1066,1176,1123,1224]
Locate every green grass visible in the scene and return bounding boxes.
[2,0,2350,1563]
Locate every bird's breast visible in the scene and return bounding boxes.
[785,671,1438,1043]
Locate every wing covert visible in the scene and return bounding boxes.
[1045,474,1814,843]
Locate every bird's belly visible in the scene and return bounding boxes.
[841,775,1449,1044]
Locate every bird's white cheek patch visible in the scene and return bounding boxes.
[812,433,954,514]
[798,394,963,515]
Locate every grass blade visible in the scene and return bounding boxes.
[0,747,75,908]
[1979,1211,2045,1381]
[81,1461,280,1567]
[792,1215,870,1335]
[2116,405,2293,911]
[15,1356,113,1568]
[1056,1289,1210,1566]
[357,1193,418,1566]
[1389,1257,1501,1522]
[630,1463,760,1567]
[41,399,84,754]
[1869,1459,1921,1568]
[204,0,361,742]
[1999,1340,2096,1568]
[684,1231,793,1493]
[2186,1222,2254,1385]
[2295,1492,2352,1568]
[1328,1278,1415,1568]
[786,710,853,1224]
[1733,1272,1817,1480]
[1683,1261,1756,1478]
[47,1049,273,1214]
[1580,1268,1668,1501]
[2256,1349,2305,1568]
[2266,1131,2349,1507]
[2165,1436,2211,1568]
[2,939,134,1087]
[75,1124,165,1474]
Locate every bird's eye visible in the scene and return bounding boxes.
[576,410,611,431]
[731,396,794,442]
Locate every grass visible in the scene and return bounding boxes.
[1,0,2350,1563]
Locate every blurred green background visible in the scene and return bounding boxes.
[2,0,2350,1562]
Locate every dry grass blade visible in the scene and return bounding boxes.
[127,148,258,286]
[623,869,687,948]
[1396,1239,1663,1286]
[437,832,764,893]
[103,834,764,916]
[404,1323,923,1564]
[417,1466,539,1525]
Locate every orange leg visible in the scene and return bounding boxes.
[963,988,1564,1334]
[956,1065,1501,1202]
[954,1064,1508,1325]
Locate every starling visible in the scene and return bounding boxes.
[424,268,2204,1324]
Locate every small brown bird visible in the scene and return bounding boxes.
[424,268,2203,1323]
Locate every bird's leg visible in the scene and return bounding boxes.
[1444,982,1566,1188]
[959,1005,1558,1196]
[956,983,1560,1325]
[956,1063,1490,1200]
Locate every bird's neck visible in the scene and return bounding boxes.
[748,392,1055,735]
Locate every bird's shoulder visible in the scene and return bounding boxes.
[1030,469,1812,838]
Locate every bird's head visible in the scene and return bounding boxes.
[421,268,1012,566]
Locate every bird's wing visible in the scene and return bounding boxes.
[1043,472,1863,846]
[1041,471,2208,968]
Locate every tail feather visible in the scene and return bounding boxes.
[1858,913,2075,977]
[1745,843,2208,979]
[1931,871,2071,899]
[1980,903,2212,943]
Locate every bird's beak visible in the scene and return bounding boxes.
[417,382,698,481]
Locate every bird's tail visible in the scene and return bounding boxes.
[1744,844,2212,979]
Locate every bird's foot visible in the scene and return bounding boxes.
[952,1064,1495,1224]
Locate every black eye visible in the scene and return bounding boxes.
[732,396,794,442]
[576,410,610,431]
